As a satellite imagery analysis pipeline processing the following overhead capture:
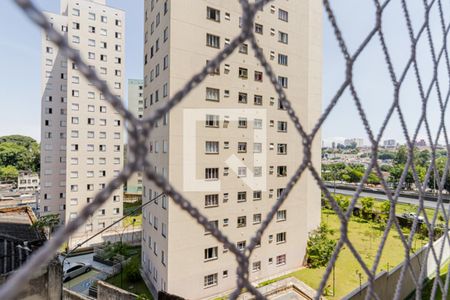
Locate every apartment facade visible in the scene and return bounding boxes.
[17,171,40,191]
[126,79,144,195]
[40,0,125,246]
[142,0,322,299]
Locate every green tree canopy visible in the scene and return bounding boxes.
[0,166,19,182]
[0,135,40,172]
[306,223,336,268]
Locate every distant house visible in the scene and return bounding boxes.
[0,206,46,274]
[17,171,40,191]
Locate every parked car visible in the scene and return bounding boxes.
[63,262,92,282]
[402,212,424,223]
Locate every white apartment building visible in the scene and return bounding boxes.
[344,138,364,148]
[17,171,40,191]
[142,1,322,299]
[40,0,125,247]
[126,79,144,195]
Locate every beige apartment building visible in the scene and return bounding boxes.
[142,0,322,299]
[126,79,144,195]
[40,0,125,247]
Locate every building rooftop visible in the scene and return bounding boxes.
[0,206,42,242]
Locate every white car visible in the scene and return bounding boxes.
[63,262,92,282]
[402,212,425,223]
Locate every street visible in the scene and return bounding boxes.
[333,188,450,210]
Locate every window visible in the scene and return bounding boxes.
[205,168,219,180]
[205,115,220,127]
[253,191,262,200]
[237,241,246,251]
[279,31,288,44]
[238,167,246,177]
[206,33,220,48]
[278,54,288,66]
[252,261,261,271]
[238,142,247,153]
[206,60,220,75]
[206,88,220,101]
[276,232,286,243]
[204,247,218,260]
[72,8,80,16]
[204,273,218,287]
[277,144,287,154]
[205,194,219,207]
[277,210,287,221]
[207,7,220,22]
[238,118,247,128]
[254,71,263,82]
[88,12,95,20]
[278,9,288,22]
[239,68,248,79]
[101,15,107,23]
[278,121,288,132]
[237,216,246,227]
[278,76,288,88]
[205,220,219,234]
[205,141,219,154]
[277,166,287,177]
[276,254,286,266]
[253,143,262,153]
[163,55,169,69]
[72,35,80,43]
[237,191,246,202]
[255,23,263,34]
[238,92,248,104]
[253,214,262,224]
[254,95,263,105]
[239,43,248,54]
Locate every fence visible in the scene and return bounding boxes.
[1,0,450,299]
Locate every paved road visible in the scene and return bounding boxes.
[334,188,449,210]
[61,252,113,295]
[61,252,114,275]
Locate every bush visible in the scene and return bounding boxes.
[307,223,336,268]
[360,197,374,220]
[123,256,141,282]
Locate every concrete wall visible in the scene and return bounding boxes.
[63,288,91,300]
[0,258,62,300]
[343,232,450,300]
[97,281,138,300]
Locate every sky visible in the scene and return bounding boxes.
[0,0,449,147]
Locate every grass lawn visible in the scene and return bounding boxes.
[262,208,428,299]
[419,262,450,299]
[123,201,143,227]
[106,269,153,299]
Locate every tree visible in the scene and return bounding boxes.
[0,165,18,182]
[0,135,40,172]
[32,214,60,239]
[380,200,391,223]
[0,135,37,149]
[336,195,350,212]
[360,197,374,220]
[306,223,336,268]
[123,255,141,282]
[394,145,408,165]
[415,149,430,167]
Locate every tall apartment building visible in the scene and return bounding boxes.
[142,1,322,298]
[40,0,125,247]
[125,79,144,195]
